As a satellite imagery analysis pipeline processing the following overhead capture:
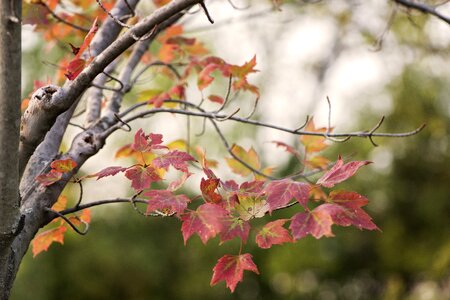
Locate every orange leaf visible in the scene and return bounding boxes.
[31,226,67,257]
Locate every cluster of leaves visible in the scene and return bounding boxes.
[33,127,377,292]
[25,0,378,293]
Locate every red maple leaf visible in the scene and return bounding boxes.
[289,208,334,240]
[200,178,223,203]
[144,190,190,215]
[152,150,196,173]
[317,156,371,188]
[265,179,311,212]
[131,129,166,152]
[325,190,378,230]
[88,166,127,180]
[210,253,259,292]
[125,165,161,191]
[219,216,250,244]
[180,203,228,244]
[255,219,293,249]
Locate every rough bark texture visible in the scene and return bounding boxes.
[0,1,22,299]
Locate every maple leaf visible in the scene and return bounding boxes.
[200,178,223,203]
[144,190,190,215]
[152,150,196,174]
[317,156,371,188]
[131,129,166,152]
[50,158,77,173]
[68,209,91,227]
[300,118,329,153]
[180,203,228,244]
[225,144,261,177]
[220,216,250,244]
[290,208,334,240]
[325,190,378,230]
[256,219,293,249]
[36,169,63,186]
[210,253,259,292]
[265,179,311,212]
[65,18,98,80]
[125,165,162,191]
[234,195,269,221]
[31,225,67,257]
[88,166,127,180]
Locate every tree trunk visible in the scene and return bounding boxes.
[0,1,22,298]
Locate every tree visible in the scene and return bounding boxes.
[0,0,444,298]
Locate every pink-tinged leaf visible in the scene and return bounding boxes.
[329,190,369,208]
[31,226,67,257]
[125,165,162,191]
[255,219,293,249]
[181,203,228,244]
[131,129,166,152]
[200,178,223,204]
[51,158,77,173]
[220,216,250,244]
[316,203,378,231]
[265,179,311,212]
[207,94,224,104]
[239,180,265,196]
[153,150,196,173]
[65,58,85,80]
[144,190,190,215]
[89,166,127,180]
[210,253,259,292]
[36,170,63,186]
[317,156,371,188]
[290,209,334,240]
[198,63,218,90]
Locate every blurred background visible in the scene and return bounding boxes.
[14,0,449,299]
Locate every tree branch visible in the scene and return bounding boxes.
[394,0,450,25]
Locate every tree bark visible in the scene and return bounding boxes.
[0,1,22,299]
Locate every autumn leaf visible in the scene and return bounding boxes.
[225,144,261,177]
[131,129,166,152]
[51,195,67,212]
[210,253,259,292]
[144,190,190,215]
[125,165,162,191]
[180,203,228,244]
[88,166,127,180]
[255,219,293,249]
[200,178,223,203]
[220,216,250,244]
[50,158,77,173]
[290,208,334,240]
[31,226,67,257]
[300,118,329,153]
[317,156,371,188]
[234,196,269,221]
[65,18,98,80]
[272,141,302,161]
[325,190,378,230]
[36,169,63,186]
[265,179,311,212]
[152,150,196,174]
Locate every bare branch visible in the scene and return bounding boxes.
[394,0,450,25]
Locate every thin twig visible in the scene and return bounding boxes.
[45,208,89,235]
